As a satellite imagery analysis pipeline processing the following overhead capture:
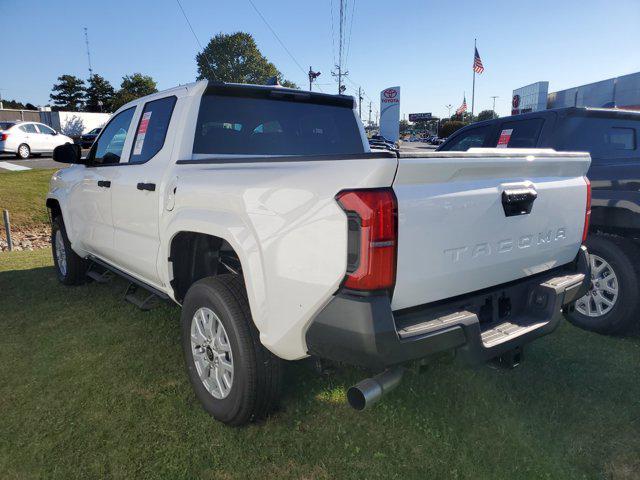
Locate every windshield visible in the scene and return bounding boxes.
[0,122,16,131]
[193,93,365,156]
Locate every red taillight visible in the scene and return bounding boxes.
[582,176,591,243]
[336,188,397,291]
[0,133,8,142]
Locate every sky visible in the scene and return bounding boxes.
[1,0,640,120]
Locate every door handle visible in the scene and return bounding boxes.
[501,187,537,216]
[97,180,111,188]
[137,182,156,192]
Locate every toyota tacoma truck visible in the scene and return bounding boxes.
[47,81,591,425]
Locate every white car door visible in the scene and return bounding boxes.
[35,123,61,151]
[66,107,137,260]
[109,95,180,286]
[19,123,43,152]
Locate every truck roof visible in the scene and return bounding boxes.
[471,106,640,129]
[116,80,356,114]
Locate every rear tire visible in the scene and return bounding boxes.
[181,275,282,426]
[51,216,88,285]
[568,234,640,334]
[16,143,30,159]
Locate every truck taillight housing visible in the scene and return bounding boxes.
[582,176,591,243]
[336,188,397,291]
[0,133,8,141]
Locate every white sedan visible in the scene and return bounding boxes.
[0,121,73,159]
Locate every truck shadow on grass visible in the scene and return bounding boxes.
[1,263,639,479]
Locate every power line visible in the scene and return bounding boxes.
[175,0,216,79]
[176,0,204,50]
[247,0,322,91]
[329,0,337,66]
[344,0,357,66]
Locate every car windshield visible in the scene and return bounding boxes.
[0,122,16,131]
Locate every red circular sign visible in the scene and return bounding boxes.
[512,94,520,109]
[383,89,398,99]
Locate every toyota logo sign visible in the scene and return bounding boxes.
[383,89,397,99]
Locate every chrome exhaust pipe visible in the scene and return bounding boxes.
[347,367,404,411]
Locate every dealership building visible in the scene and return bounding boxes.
[511,71,640,115]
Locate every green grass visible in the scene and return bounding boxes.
[0,169,57,229]
[1,249,639,479]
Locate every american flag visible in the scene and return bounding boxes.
[456,96,467,115]
[473,47,484,74]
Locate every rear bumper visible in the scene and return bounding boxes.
[305,246,590,370]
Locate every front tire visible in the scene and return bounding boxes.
[181,275,282,426]
[51,216,87,285]
[568,234,640,334]
[16,143,30,159]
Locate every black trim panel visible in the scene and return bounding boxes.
[87,255,170,300]
[305,246,590,370]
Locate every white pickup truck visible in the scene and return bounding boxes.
[47,81,591,425]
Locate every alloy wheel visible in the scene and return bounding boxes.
[55,230,67,277]
[575,254,619,317]
[190,307,234,399]
[18,145,29,159]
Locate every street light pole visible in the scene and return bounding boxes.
[445,104,452,118]
[491,96,499,117]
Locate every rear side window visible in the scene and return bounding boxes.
[557,117,638,159]
[19,124,38,134]
[439,126,491,151]
[130,96,177,164]
[193,94,365,156]
[494,119,544,148]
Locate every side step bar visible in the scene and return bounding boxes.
[86,256,170,310]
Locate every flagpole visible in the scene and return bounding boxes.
[471,38,476,119]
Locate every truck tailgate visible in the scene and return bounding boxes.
[391,149,591,311]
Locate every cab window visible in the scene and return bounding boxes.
[91,107,135,165]
[439,126,492,151]
[493,119,544,148]
[557,117,638,160]
[129,96,177,164]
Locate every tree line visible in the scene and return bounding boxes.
[7,31,296,114]
[48,73,158,112]
[400,110,500,138]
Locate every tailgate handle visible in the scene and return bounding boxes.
[502,188,537,217]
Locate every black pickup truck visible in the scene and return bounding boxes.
[439,107,640,334]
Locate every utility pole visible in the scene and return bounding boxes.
[84,27,93,78]
[368,101,372,126]
[491,95,499,117]
[358,87,363,119]
[332,0,348,94]
[308,66,321,92]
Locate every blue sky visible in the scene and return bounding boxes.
[2,0,639,119]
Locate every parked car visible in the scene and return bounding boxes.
[438,107,640,334]
[47,81,590,425]
[79,127,103,149]
[0,121,73,159]
[369,134,398,152]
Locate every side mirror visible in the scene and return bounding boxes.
[53,143,84,164]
